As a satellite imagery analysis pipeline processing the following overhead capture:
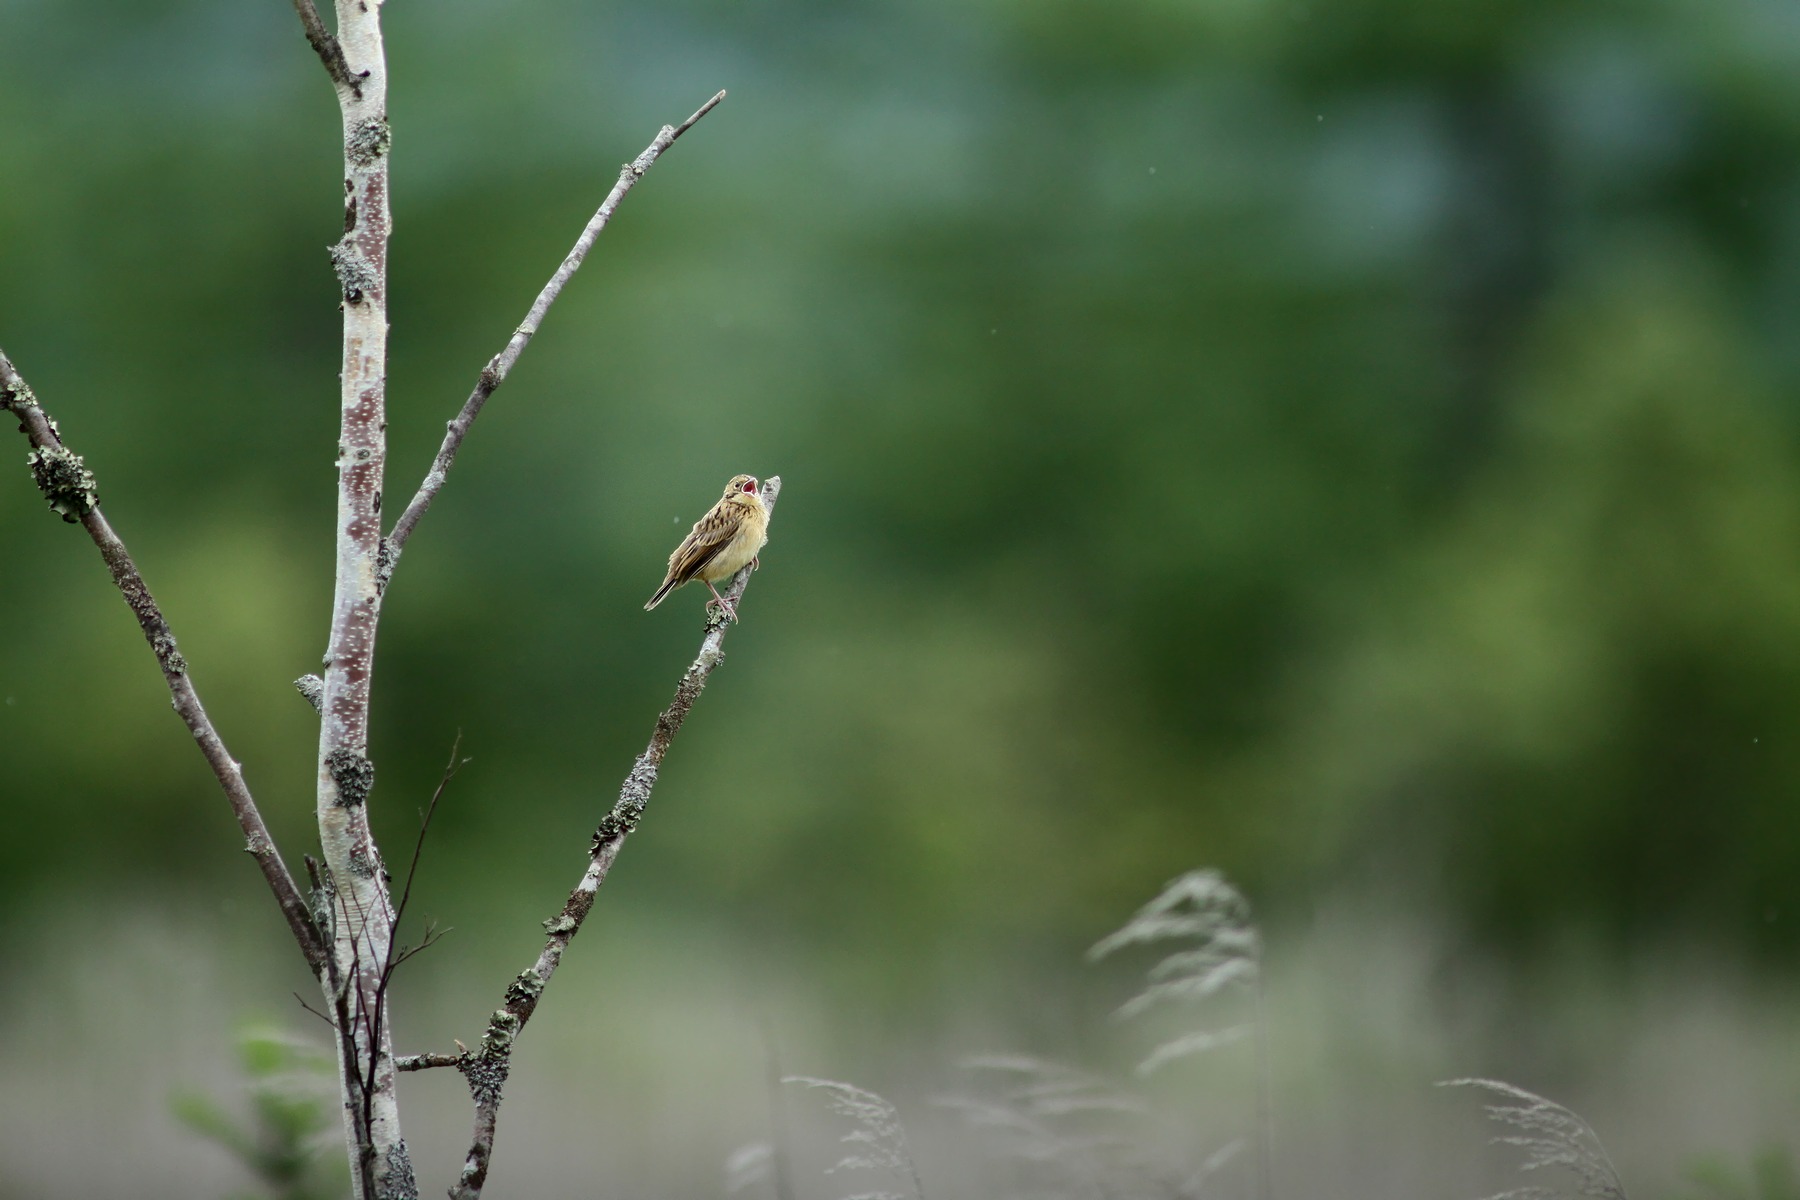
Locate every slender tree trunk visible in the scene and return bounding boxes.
[308,2,411,1196]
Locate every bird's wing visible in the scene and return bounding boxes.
[665,499,745,584]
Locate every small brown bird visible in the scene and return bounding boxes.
[645,473,770,621]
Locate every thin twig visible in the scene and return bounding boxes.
[288,0,356,92]
[379,89,728,591]
[391,923,447,970]
[446,477,781,1200]
[387,735,467,967]
[294,992,336,1027]
[396,1052,465,1073]
[0,351,328,973]
[357,736,464,1177]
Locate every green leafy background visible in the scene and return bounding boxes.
[4,0,1800,1196]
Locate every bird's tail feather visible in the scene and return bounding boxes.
[644,577,679,611]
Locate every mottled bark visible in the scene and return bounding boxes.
[300,2,411,1197]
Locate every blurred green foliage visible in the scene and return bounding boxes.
[172,1024,346,1200]
[4,0,1800,1021]
[1682,1148,1800,1200]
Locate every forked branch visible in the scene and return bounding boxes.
[0,351,327,973]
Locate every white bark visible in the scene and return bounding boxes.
[310,2,411,1197]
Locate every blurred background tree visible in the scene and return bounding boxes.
[3,0,1799,1196]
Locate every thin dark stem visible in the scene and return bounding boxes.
[446,478,781,1200]
[334,884,384,1172]
[389,735,466,962]
[364,736,463,1138]
[288,0,356,92]
[391,923,446,969]
[295,992,336,1027]
[378,90,728,591]
[762,1017,798,1200]
[0,351,328,973]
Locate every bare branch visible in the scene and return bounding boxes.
[0,350,328,973]
[396,1052,465,1073]
[379,90,728,590]
[446,477,781,1200]
[288,0,357,92]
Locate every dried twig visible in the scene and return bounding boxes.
[0,351,327,973]
[379,89,728,591]
[446,478,781,1200]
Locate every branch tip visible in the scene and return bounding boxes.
[380,88,733,587]
[673,90,728,140]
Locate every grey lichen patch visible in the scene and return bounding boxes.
[375,538,396,591]
[347,116,391,166]
[590,796,645,852]
[26,445,97,523]
[592,758,656,851]
[329,239,378,304]
[327,746,375,807]
[294,674,326,713]
[541,913,577,935]
[308,861,338,936]
[377,1139,419,1200]
[621,755,658,808]
[151,630,187,676]
[347,841,380,879]
[0,377,37,412]
[460,1052,509,1107]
